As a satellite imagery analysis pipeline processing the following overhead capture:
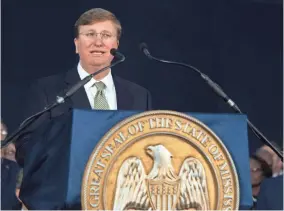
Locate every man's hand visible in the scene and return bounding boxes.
[250,144,283,197]
[256,145,283,177]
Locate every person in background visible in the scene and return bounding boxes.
[250,144,283,209]
[1,121,22,210]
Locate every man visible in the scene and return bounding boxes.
[1,121,22,210]
[250,144,283,208]
[16,8,152,166]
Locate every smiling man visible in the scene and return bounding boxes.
[26,8,151,113]
[15,8,152,167]
[73,8,134,110]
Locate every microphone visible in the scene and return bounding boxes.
[57,48,125,103]
[1,49,126,148]
[110,48,126,60]
[139,43,151,58]
[140,42,283,161]
[140,43,231,102]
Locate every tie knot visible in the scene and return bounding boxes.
[94,81,106,91]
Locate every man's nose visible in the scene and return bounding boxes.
[93,36,104,47]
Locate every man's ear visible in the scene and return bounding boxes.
[74,38,79,53]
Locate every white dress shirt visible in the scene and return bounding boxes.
[77,62,117,110]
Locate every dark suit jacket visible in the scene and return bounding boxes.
[1,159,21,210]
[256,175,283,210]
[15,67,152,166]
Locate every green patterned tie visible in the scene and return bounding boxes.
[93,81,110,110]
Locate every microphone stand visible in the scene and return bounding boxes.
[1,54,125,148]
[142,45,283,161]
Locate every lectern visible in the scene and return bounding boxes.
[19,109,253,210]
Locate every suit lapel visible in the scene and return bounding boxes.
[113,75,134,110]
[64,68,91,109]
[64,70,133,110]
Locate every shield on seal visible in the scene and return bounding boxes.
[146,178,181,210]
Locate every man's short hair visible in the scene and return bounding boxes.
[74,8,122,40]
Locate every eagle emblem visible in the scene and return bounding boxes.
[113,144,209,210]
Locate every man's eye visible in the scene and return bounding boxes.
[102,33,111,38]
[86,32,95,37]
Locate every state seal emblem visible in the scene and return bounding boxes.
[82,111,239,210]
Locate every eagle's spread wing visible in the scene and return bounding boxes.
[177,157,209,210]
[113,157,151,210]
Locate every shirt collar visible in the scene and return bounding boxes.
[77,62,114,90]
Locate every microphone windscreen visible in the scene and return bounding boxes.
[110,48,118,56]
[139,43,148,52]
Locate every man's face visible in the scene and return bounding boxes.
[1,143,16,162]
[74,20,119,70]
